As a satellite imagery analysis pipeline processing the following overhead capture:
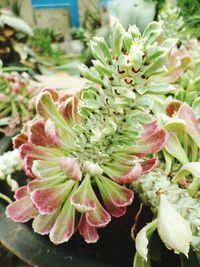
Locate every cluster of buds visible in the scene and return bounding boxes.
[133,102,200,263]
[0,71,41,136]
[6,18,177,244]
[0,149,22,202]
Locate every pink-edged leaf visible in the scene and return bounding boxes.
[14,186,28,200]
[135,129,168,154]
[49,198,76,244]
[60,95,79,124]
[140,158,159,174]
[33,212,58,235]
[19,143,44,160]
[43,87,59,101]
[140,120,159,138]
[31,180,75,215]
[78,214,99,243]
[45,119,60,146]
[6,196,38,223]
[166,100,182,117]
[103,199,127,218]
[59,157,82,181]
[32,160,62,179]
[28,119,47,146]
[28,175,66,192]
[97,175,134,207]
[70,175,96,212]
[86,200,111,228]
[113,163,142,184]
[177,103,200,148]
[13,133,28,149]
[23,155,36,178]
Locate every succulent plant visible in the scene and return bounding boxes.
[133,102,200,264]
[5,17,176,244]
[0,71,41,135]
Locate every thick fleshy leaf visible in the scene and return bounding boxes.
[78,214,99,243]
[35,91,74,137]
[140,120,159,138]
[178,103,200,148]
[165,133,189,164]
[60,95,79,124]
[6,196,38,222]
[86,199,111,228]
[28,119,47,146]
[140,158,158,174]
[133,252,151,267]
[135,129,168,154]
[97,175,134,207]
[59,157,82,181]
[45,119,60,146]
[166,100,182,117]
[113,163,142,184]
[135,219,157,261]
[32,160,62,179]
[43,87,59,101]
[31,180,75,215]
[70,175,96,212]
[157,194,192,257]
[14,186,28,200]
[163,119,186,134]
[23,155,37,178]
[49,196,76,244]
[13,133,28,149]
[172,162,200,183]
[33,212,58,235]
[28,175,66,192]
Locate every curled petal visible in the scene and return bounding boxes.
[59,157,82,181]
[31,180,75,215]
[6,196,38,222]
[113,163,142,184]
[141,158,159,174]
[78,214,99,243]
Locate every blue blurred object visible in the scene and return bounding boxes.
[31,0,80,27]
[99,0,155,32]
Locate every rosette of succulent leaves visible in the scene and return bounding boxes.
[0,69,41,136]
[6,17,180,254]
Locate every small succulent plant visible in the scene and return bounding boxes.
[6,18,175,244]
[0,71,41,135]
